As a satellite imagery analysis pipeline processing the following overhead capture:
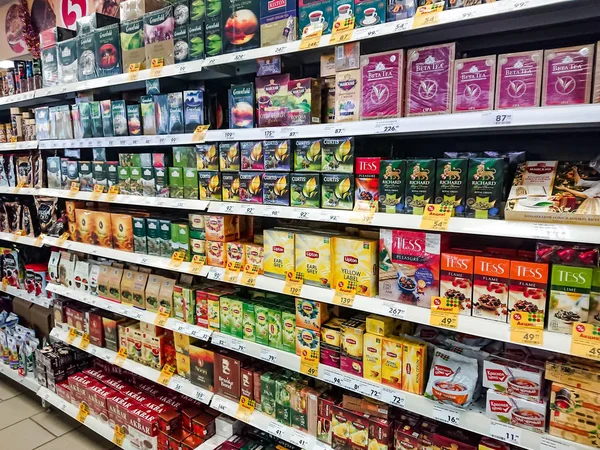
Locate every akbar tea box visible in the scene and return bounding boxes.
[548,265,592,334]
[121,18,146,71]
[335,69,361,122]
[452,55,496,113]
[434,158,468,216]
[542,44,594,106]
[291,173,320,208]
[465,157,505,219]
[299,0,334,35]
[360,50,404,120]
[379,159,405,214]
[256,74,290,127]
[222,0,260,53]
[496,50,543,109]
[406,42,455,116]
[260,0,297,46]
[287,78,321,126]
[404,159,435,215]
[332,236,377,296]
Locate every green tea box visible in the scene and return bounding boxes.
[174,222,191,260]
[168,92,184,134]
[322,137,354,172]
[205,17,223,57]
[263,173,290,205]
[107,162,119,188]
[355,0,386,27]
[118,166,131,194]
[159,219,173,257]
[299,0,334,35]
[222,0,260,53]
[282,306,296,353]
[174,146,197,168]
[230,297,244,338]
[90,102,103,137]
[465,157,505,219]
[111,100,128,136]
[288,78,321,125]
[79,161,93,191]
[169,167,184,198]
[93,161,108,191]
[174,26,189,64]
[129,167,143,195]
[275,377,291,424]
[196,144,219,170]
[220,296,232,335]
[184,168,199,199]
[79,102,93,138]
[57,37,78,84]
[141,167,156,196]
[146,219,161,256]
[264,140,290,171]
[294,139,322,171]
[260,372,276,416]
[190,0,206,22]
[77,33,97,81]
[589,268,600,326]
[121,18,146,71]
[144,6,175,66]
[379,159,405,213]
[94,24,122,77]
[322,173,354,210]
[243,302,256,342]
[434,158,468,216]
[404,158,436,215]
[255,302,270,346]
[133,218,147,254]
[127,104,141,136]
[291,173,320,208]
[268,304,283,349]
[548,265,593,334]
[155,167,169,197]
[187,23,205,61]
[100,100,114,137]
[141,96,157,135]
[220,142,241,171]
[222,172,241,202]
[199,171,221,200]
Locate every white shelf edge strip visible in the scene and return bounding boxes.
[0,284,52,308]
[0,363,41,393]
[0,231,41,247]
[0,141,38,151]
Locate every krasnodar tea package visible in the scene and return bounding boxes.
[496,50,543,109]
[426,347,478,408]
[452,55,496,113]
[542,44,594,106]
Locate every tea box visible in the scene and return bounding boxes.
[260,0,297,46]
[320,318,345,368]
[189,346,214,391]
[295,298,330,331]
[204,10,223,58]
[263,173,290,205]
[238,173,263,203]
[340,318,366,377]
[542,44,594,106]
[222,0,260,53]
[322,174,354,210]
[155,167,169,197]
[299,0,334,35]
[434,158,468,216]
[168,167,183,198]
[282,306,296,353]
[380,335,403,389]
[355,157,380,205]
[355,0,385,27]
[168,93,184,134]
[205,215,239,241]
[485,390,547,433]
[256,74,290,127]
[255,302,270,345]
[144,6,175,66]
[196,144,219,170]
[548,265,592,334]
[183,168,199,199]
[155,95,169,135]
[405,158,436,215]
[221,173,240,202]
[264,229,295,279]
[406,43,455,116]
[324,77,336,122]
[550,382,600,424]
[366,314,394,336]
[401,338,426,394]
[465,157,505,219]
[496,50,543,109]
[360,50,404,119]
[111,100,128,136]
[378,229,441,307]
[174,26,189,63]
[294,139,322,171]
[379,159,405,213]
[57,38,78,85]
[242,302,256,342]
[129,167,143,194]
[101,100,114,137]
[264,140,291,171]
[230,297,244,338]
[229,83,255,128]
[334,69,361,122]
[141,96,156,135]
[508,260,549,320]
[452,55,496,113]
[482,355,544,401]
[268,305,283,349]
[291,173,321,208]
[440,252,473,316]
[207,241,226,267]
[126,105,141,135]
[219,143,240,171]
[294,233,330,287]
[332,236,378,296]
[590,268,600,326]
[288,78,321,125]
[472,256,510,322]
[363,333,383,383]
[335,42,360,72]
[94,24,122,77]
[183,90,204,133]
[241,142,264,170]
[121,19,146,71]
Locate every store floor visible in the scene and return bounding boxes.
[0,376,118,450]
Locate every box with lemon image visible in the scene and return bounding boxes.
[291,173,321,208]
[332,405,370,450]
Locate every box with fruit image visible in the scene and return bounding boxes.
[121,18,146,71]
[508,260,548,321]
[223,0,260,53]
[144,6,175,66]
[440,252,473,316]
[263,172,290,205]
[241,141,264,170]
[264,140,290,171]
[472,256,510,322]
[239,172,263,203]
[95,24,122,77]
[256,74,290,127]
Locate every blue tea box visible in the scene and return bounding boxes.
[260,0,297,46]
[184,90,204,133]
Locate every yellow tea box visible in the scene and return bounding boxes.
[264,229,295,279]
[75,209,95,244]
[321,318,346,347]
[401,337,427,395]
[296,327,320,360]
[363,333,383,384]
[296,298,330,331]
[332,236,378,296]
[341,318,366,377]
[366,314,395,337]
[208,296,221,330]
[205,215,239,242]
[381,335,403,389]
[111,213,134,252]
[176,352,191,379]
[94,211,113,248]
[206,241,226,267]
[226,241,246,271]
[295,233,333,288]
[245,243,264,273]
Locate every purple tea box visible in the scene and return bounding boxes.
[360,49,404,120]
[405,42,455,116]
[595,41,600,104]
[239,172,264,204]
[542,44,594,107]
[256,74,290,127]
[452,55,496,113]
[495,50,543,110]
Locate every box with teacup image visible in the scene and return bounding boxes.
[333,0,354,26]
[485,389,547,433]
[483,354,544,402]
[355,0,385,27]
[299,0,334,35]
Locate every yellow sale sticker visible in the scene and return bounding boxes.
[571,322,600,361]
[412,2,443,28]
[66,327,78,344]
[192,125,210,143]
[189,255,206,275]
[76,402,90,423]
[114,347,128,367]
[429,296,459,328]
[299,28,323,50]
[420,204,452,231]
[79,333,91,350]
[113,426,125,446]
[329,17,355,45]
[236,395,256,422]
[157,364,176,386]
[283,271,304,296]
[154,306,170,327]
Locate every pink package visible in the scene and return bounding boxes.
[405,42,455,116]
[542,44,594,106]
[360,50,404,119]
[452,55,496,113]
[595,41,600,103]
[495,50,543,109]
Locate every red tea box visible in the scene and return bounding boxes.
[355,157,380,205]
[496,50,543,109]
[127,406,159,450]
[360,50,404,120]
[68,373,95,405]
[214,352,242,400]
[107,392,139,430]
[192,413,216,438]
[440,252,474,316]
[452,55,496,113]
[121,386,151,405]
[56,380,71,403]
[256,74,290,127]
[405,42,455,116]
[87,383,116,423]
[182,435,204,450]
[485,390,547,433]
[241,366,254,400]
[508,260,548,320]
[473,256,510,322]
[542,44,594,106]
[369,417,392,450]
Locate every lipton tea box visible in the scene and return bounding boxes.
[379,229,441,308]
[452,55,496,113]
[508,260,548,321]
[440,252,473,316]
[332,236,377,296]
[381,335,403,389]
[360,50,404,120]
[295,233,334,288]
[473,256,510,322]
[542,44,594,106]
[363,333,382,384]
[264,228,295,279]
[340,318,365,377]
[405,43,455,116]
[496,50,543,109]
[401,337,426,394]
[204,215,239,242]
[548,265,593,334]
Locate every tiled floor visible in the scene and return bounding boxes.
[0,376,118,450]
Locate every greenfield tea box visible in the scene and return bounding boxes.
[322,173,353,210]
[548,265,592,334]
[542,44,594,107]
[154,95,169,135]
[127,105,141,135]
[294,139,321,171]
[299,0,334,35]
[141,96,157,135]
[288,78,321,125]
[355,0,385,27]
[229,83,255,128]
[465,157,505,219]
[191,0,207,22]
[219,142,241,171]
[434,158,468,216]
[264,140,290,171]
[77,33,97,81]
[404,158,435,215]
[90,102,102,138]
[260,0,297,46]
[188,23,205,61]
[263,173,290,205]
[57,38,78,84]
[239,172,263,203]
[184,90,204,133]
[205,0,224,57]
[199,171,222,200]
[196,144,219,170]
[241,142,264,170]
[360,50,404,119]
[169,167,184,198]
[144,6,176,66]
[291,173,320,208]
[184,168,199,199]
[79,102,93,138]
[223,0,260,53]
[453,55,496,113]
[100,100,114,137]
[322,137,353,172]
[496,50,543,110]
[222,172,241,202]
[256,74,290,127]
[111,100,128,136]
[95,24,122,77]
[174,26,190,63]
[168,93,184,134]
[121,19,146,71]
[379,159,405,213]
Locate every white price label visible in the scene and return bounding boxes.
[223,130,237,140]
[230,338,246,353]
[376,122,399,134]
[263,129,276,139]
[540,436,571,450]
[322,368,344,386]
[195,390,208,403]
[342,376,361,392]
[489,421,521,446]
[532,223,568,240]
[358,382,381,400]
[169,379,184,392]
[432,404,460,426]
[319,211,341,222]
[213,334,230,348]
[208,267,224,281]
[267,420,286,439]
[211,396,230,413]
[190,328,212,340]
[263,206,282,217]
[381,388,405,408]
[221,203,239,214]
[292,208,312,220]
[242,206,256,215]
[259,347,277,364]
[383,301,406,320]
[482,111,514,126]
[289,430,310,449]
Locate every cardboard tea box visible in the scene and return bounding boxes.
[322,137,353,172]
[387,0,415,20]
[223,0,260,53]
[41,46,59,87]
[404,159,435,215]
[360,50,404,119]
[264,140,290,171]
[299,0,334,35]
[291,173,320,208]
[174,25,190,63]
[294,139,321,171]
[465,157,505,219]
[76,13,119,34]
[144,6,176,66]
[205,3,224,58]
[260,0,297,46]
[355,0,386,27]
[288,78,321,126]
[355,157,380,206]
[542,44,594,106]
[334,69,361,122]
[379,159,405,213]
[496,50,543,109]
[57,38,78,84]
[241,141,264,170]
[188,23,205,61]
[256,74,290,127]
[121,18,147,71]
[473,256,510,322]
[95,24,122,77]
[263,173,290,205]
[229,83,255,128]
[548,265,592,334]
[452,55,496,113]
[322,173,353,210]
[434,158,468,216]
[168,93,184,134]
[239,173,263,203]
[184,90,205,133]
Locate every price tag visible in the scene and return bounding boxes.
[383,301,406,320]
[13,229,24,241]
[381,387,405,408]
[213,334,230,348]
[412,2,443,28]
[224,261,243,283]
[150,58,163,77]
[76,402,90,423]
[128,63,140,81]
[540,436,572,450]
[154,306,170,327]
[571,322,600,360]
[429,296,459,328]
[283,271,304,296]
[69,182,80,196]
[1,277,8,291]
[432,404,460,426]
[482,111,514,126]
[267,420,286,439]
[169,251,185,269]
[235,395,256,422]
[509,311,544,346]
[114,347,128,367]
[113,425,125,446]
[420,204,452,231]
[260,347,277,364]
[358,381,382,400]
[90,184,104,200]
[289,430,310,449]
[350,200,377,225]
[230,338,246,353]
[192,125,211,143]
[211,396,230,414]
[299,344,319,377]
[329,17,355,44]
[66,327,78,344]
[207,267,224,281]
[189,255,206,275]
[33,233,46,247]
[56,232,70,247]
[489,421,521,446]
[79,333,90,350]
[157,364,176,386]
[299,27,323,50]
[107,185,120,201]
[240,264,260,287]
[333,288,355,308]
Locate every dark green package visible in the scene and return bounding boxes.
[263,173,290,206]
[127,105,141,136]
[111,100,128,136]
[94,24,122,77]
[205,0,223,58]
[90,102,103,137]
[142,167,156,196]
[188,23,205,61]
[107,162,119,188]
[174,26,189,63]
[222,172,241,202]
[434,158,468,217]
[130,167,143,195]
[100,100,113,137]
[146,218,161,256]
[321,173,354,210]
[155,95,169,135]
[118,166,131,194]
[41,46,59,87]
[404,159,436,215]
[322,137,354,173]
[79,161,93,191]
[466,157,506,219]
[79,102,93,138]
[155,167,169,197]
[159,219,173,257]
[133,218,147,254]
[379,159,405,213]
[294,139,322,171]
[93,161,108,191]
[199,171,221,200]
[57,37,78,84]
[77,33,97,81]
[190,0,206,22]
[169,167,184,198]
[174,147,196,167]
[290,173,320,208]
[184,168,199,199]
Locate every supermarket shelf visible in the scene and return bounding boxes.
[37,387,138,450]
[47,283,212,341]
[0,284,52,308]
[196,435,228,450]
[0,90,35,107]
[0,231,42,247]
[0,363,41,393]
[0,140,38,151]
[49,326,213,405]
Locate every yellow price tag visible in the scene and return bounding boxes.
[150,58,163,77]
[157,364,176,386]
[66,327,78,344]
[299,28,323,50]
[300,360,319,377]
[511,328,543,346]
[571,322,600,361]
[333,288,355,307]
[114,347,128,367]
[80,333,90,350]
[191,125,210,143]
[510,311,544,345]
[189,255,206,275]
[329,17,355,45]
[107,185,120,201]
[240,264,260,287]
[68,182,80,197]
[283,272,304,296]
[76,402,90,423]
[429,296,459,328]
[113,425,125,446]
[224,270,241,284]
[235,395,256,422]
[128,63,140,81]
[412,2,443,28]
[299,345,320,377]
[90,184,104,200]
[1,277,8,291]
[10,136,17,143]
[350,200,377,224]
[420,204,452,231]
[34,233,46,247]
[13,229,24,240]
[154,305,170,327]
[170,251,185,269]
[56,231,70,247]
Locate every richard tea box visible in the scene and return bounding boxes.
[434,158,468,216]
[452,55,496,113]
[542,44,594,107]
[465,157,505,219]
[496,50,543,110]
[299,0,334,35]
[379,159,405,213]
[406,42,455,116]
[260,0,297,46]
[404,159,435,215]
[360,50,404,120]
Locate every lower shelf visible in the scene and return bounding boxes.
[0,284,53,308]
[0,363,41,393]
